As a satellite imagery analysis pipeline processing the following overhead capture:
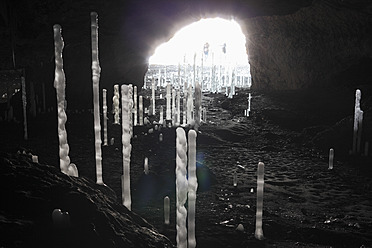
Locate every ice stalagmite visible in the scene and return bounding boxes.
[121,84,132,210]
[151,78,155,116]
[357,109,363,153]
[176,90,181,126]
[176,127,188,248]
[188,130,198,248]
[53,24,70,175]
[328,148,334,170]
[187,85,194,125]
[255,162,265,240]
[352,89,362,154]
[182,97,187,126]
[139,96,143,126]
[113,84,120,124]
[91,12,103,185]
[102,89,108,146]
[159,106,164,125]
[133,86,138,126]
[166,84,171,121]
[128,85,133,137]
[164,196,170,225]
[194,81,202,131]
[172,88,176,126]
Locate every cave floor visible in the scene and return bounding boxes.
[1,87,371,247]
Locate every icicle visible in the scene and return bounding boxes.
[176,127,188,248]
[328,148,334,170]
[164,196,170,225]
[91,12,103,185]
[102,89,108,146]
[188,130,198,248]
[255,162,265,240]
[113,84,120,124]
[121,84,132,210]
[139,96,143,126]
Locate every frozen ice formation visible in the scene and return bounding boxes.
[133,86,138,126]
[159,106,164,125]
[102,89,108,146]
[194,81,202,131]
[53,24,71,176]
[121,84,132,210]
[187,85,194,125]
[352,89,363,154]
[91,12,103,185]
[144,157,149,175]
[328,148,334,170]
[164,196,170,225]
[113,84,120,124]
[188,130,198,248]
[139,95,143,126]
[176,90,181,126]
[176,127,188,248]
[128,84,133,138]
[172,88,176,126]
[255,162,265,240]
[233,170,237,187]
[166,83,171,121]
[151,78,155,116]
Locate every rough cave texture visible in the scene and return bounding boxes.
[246,0,372,90]
[3,0,371,108]
[0,151,173,248]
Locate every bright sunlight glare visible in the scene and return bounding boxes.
[149,18,249,66]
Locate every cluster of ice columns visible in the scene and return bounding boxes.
[175,127,198,248]
[52,11,270,245]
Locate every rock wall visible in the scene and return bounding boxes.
[0,151,173,248]
[245,0,372,90]
[1,0,372,109]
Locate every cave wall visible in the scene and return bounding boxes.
[244,0,372,90]
[1,0,372,109]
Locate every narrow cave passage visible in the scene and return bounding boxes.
[145,17,252,91]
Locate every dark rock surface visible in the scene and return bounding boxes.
[0,151,173,248]
[2,0,372,110]
[246,0,372,90]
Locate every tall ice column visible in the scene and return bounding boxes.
[90,12,103,185]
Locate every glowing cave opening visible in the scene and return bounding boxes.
[145,17,252,90]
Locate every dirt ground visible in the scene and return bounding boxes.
[1,87,371,247]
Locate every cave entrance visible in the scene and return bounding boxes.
[145,17,251,91]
